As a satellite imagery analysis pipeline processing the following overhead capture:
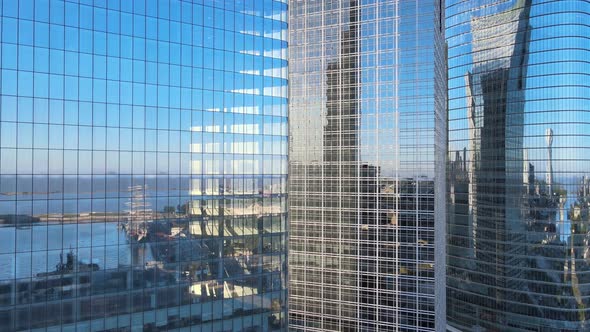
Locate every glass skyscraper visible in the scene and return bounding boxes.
[0,1,288,331]
[288,0,446,330]
[447,0,590,330]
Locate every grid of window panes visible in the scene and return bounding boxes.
[446,0,590,330]
[288,0,444,331]
[0,0,288,331]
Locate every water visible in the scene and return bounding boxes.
[0,175,192,215]
[0,222,136,280]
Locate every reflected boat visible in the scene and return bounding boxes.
[37,249,99,277]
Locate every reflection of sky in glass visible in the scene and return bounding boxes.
[449,1,590,169]
[1,0,288,176]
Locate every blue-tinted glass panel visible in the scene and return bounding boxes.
[0,1,288,330]
[446,1,590,331]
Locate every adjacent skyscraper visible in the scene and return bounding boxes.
[288,0,446,330]
[0,1,288,330]
[447,0,590,330]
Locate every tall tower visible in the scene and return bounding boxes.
[447,0,590,330]
[289,1,446,331]
[546,128,554,195]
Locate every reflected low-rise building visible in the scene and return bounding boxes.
[0,1,288,331]
[447,0,590,330]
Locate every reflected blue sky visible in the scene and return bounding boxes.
[1,0,288,175]
[448,0,590,177]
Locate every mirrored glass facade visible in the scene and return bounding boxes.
[0,0,288,330]
[447,0,590,330]
[288,0,446,330]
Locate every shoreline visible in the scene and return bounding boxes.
[0,212,184,226]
